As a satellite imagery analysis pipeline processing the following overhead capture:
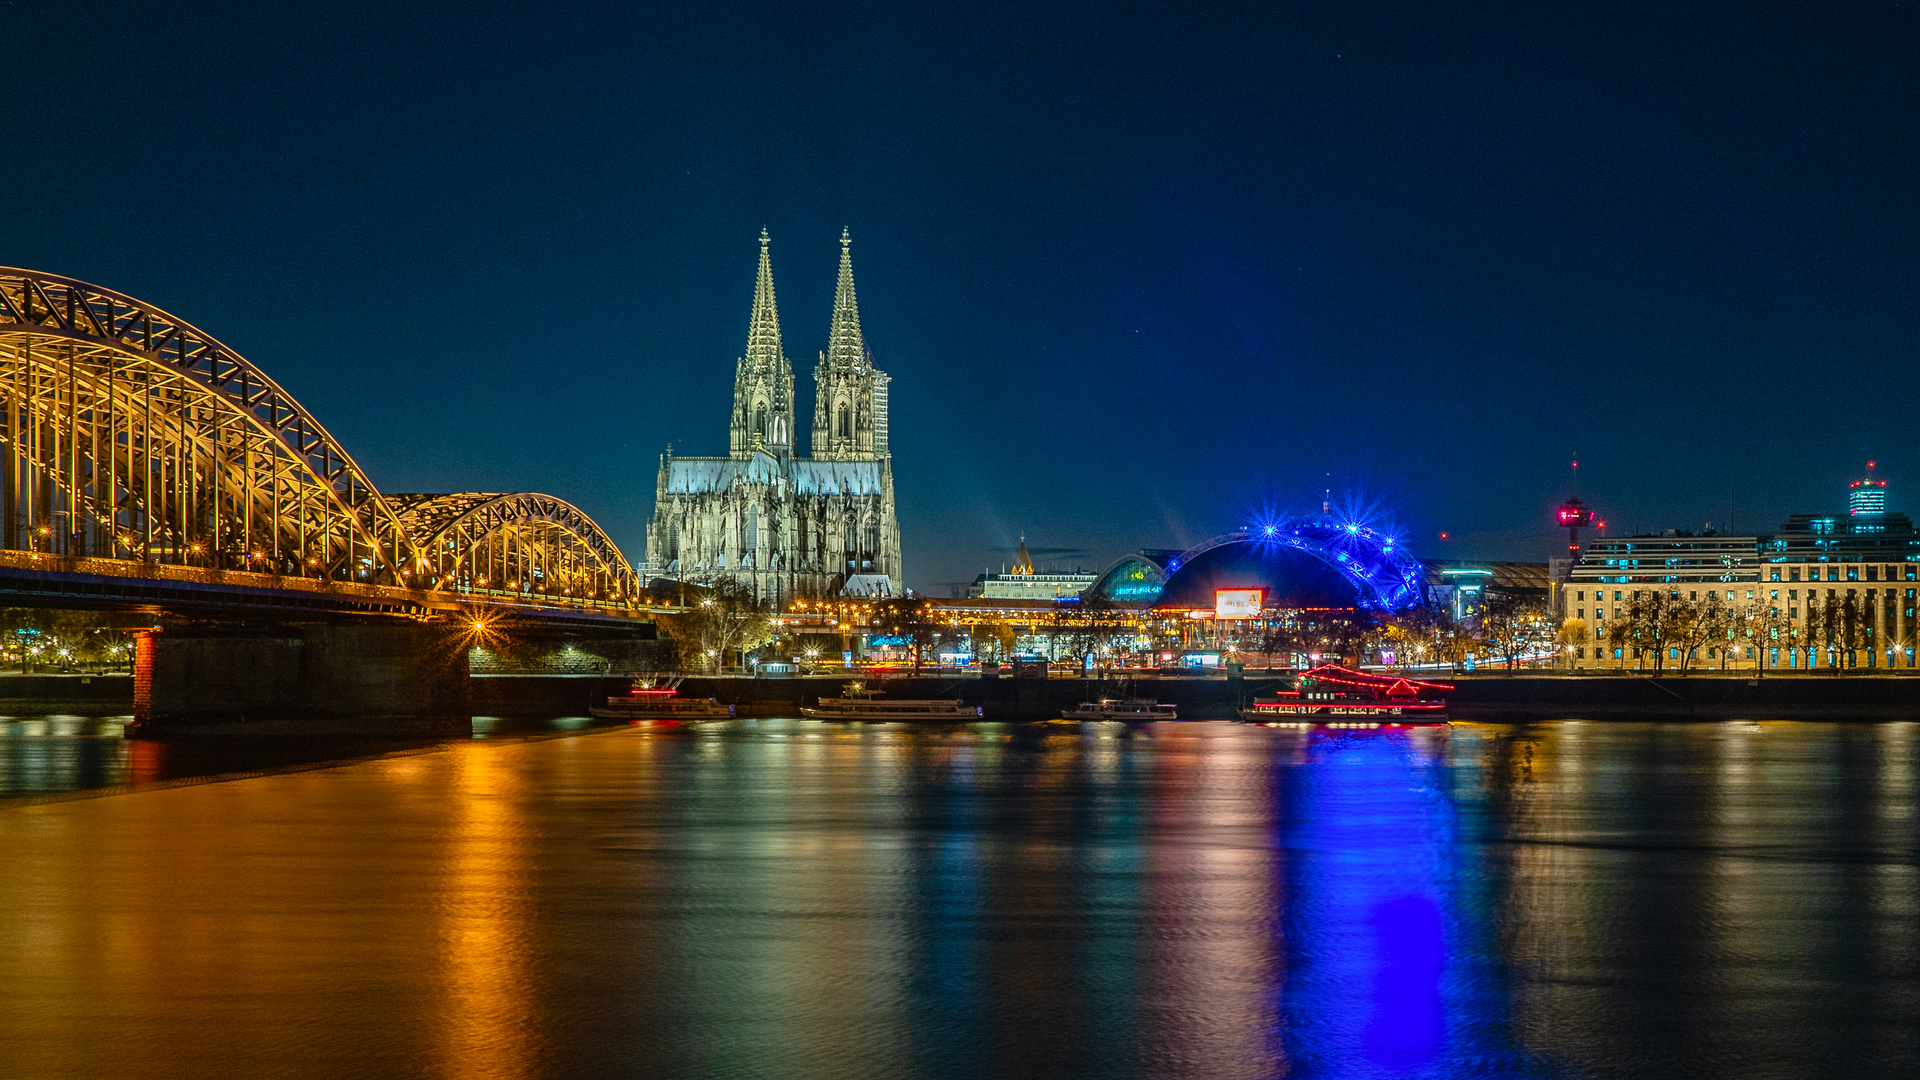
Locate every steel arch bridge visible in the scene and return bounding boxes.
[389,492,639,601]
[0,268,640,613]
[1173,518,1426,611]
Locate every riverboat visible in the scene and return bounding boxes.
[591,686,735,721]
[1061,698,1178,721]
[1239,664,1451,723]
[800,686,983,721]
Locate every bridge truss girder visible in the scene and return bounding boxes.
[0,269,415,583]
[386,492,640,603]
[0,269,641,609]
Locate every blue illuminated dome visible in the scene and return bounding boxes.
[1154,540,1362,610]
[1149,521,1426,612]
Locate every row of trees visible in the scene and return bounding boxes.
[650,577,1575,674]
[0,609,140,672]
[1379,593,1557,672]
[1567,587,1909,672]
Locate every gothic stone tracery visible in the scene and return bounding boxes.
[646,231,902,602]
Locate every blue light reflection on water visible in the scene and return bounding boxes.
[1276,728,1546,1079]
[5,720,1918,1077]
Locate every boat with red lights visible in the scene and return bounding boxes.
[1239,664,1451,723]
[591,685,735,720]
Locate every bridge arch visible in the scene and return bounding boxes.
[0,268,415,581]
[388,492,640,602]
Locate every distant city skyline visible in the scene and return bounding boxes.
[3,4,1914,594]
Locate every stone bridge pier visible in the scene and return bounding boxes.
[132,624,472,733]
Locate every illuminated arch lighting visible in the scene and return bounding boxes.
[1174,518,1425,612]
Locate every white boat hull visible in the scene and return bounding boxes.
[800,701,983,721]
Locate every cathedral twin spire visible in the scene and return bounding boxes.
[824,228,866,375]
[731,229,885,463]
[743,229,786,377]
[730,229,795,456]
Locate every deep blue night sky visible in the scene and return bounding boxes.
[3,3,1915,592]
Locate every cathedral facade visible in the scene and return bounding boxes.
[645,230,903,602]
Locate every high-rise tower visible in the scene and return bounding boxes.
[730,229,795,458]
[1850,461,1888,516]
[811,229,889,461]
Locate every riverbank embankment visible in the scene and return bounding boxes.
[21,670,1916,725]
[487,671,1920,722]
[0,674,133,715]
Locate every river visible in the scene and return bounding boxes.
[1,718,1915,1078]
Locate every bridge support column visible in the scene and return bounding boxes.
[132,624,470,733]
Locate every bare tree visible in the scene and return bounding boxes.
[1620,589,1676,672]
[1836,590,1866,669]
[659,578,773,671]
[1480,592,1553,670]
[1809,591,1839,671]
[1556,617,1591,670]
[1665,590,1729,674]
[1738,589,1792,672]
[876,596,942,670]
[1383,606,1452,671]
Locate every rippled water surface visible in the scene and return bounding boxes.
[1,720,1916,1079]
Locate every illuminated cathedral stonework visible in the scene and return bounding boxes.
[646,230,902,602]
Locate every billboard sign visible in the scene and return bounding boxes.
[1215,588,1263,620]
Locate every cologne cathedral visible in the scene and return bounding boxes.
[645,230,902,602]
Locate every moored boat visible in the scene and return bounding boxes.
[591,686,735,721]
[1239,664,1451,723]
[800,686,982,721]
[1061,698,1178,721]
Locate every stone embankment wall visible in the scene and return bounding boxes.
[469,638,678,675]
[135,626,471,732]
[556,672,1920,722]
[0,674,134,715]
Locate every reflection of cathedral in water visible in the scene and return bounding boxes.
[646,230,902,602]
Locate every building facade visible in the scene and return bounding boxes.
[645,231,902,602]
[968,538,1096,599]
[1558,472,1920,670]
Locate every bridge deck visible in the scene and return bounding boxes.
[0,549,660,625]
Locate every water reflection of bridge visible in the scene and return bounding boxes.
[0,269,642,626]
